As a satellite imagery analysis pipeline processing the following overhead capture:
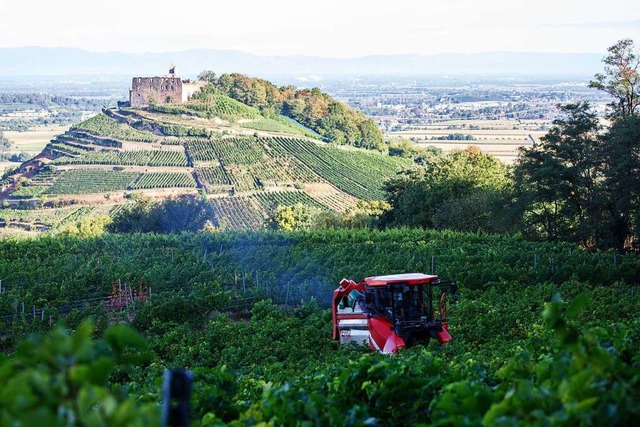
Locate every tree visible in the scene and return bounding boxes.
[108,196,214,233]
[513,103,604,245]
[589,39,640,118]
[358,119,385,151]
[197,70,218,84]
[600,114,640,250]
[0,130,10,151]
[56,214,112,237]
[268,203,318,231]
[381,148,510,232]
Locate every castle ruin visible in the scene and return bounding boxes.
[129,66,206,107]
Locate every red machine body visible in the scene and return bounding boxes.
[332,273,458,354]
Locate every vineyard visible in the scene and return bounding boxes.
[0,204,121,230]
[268,136,412,200]
[46,169,140,194]
[0,230,639,425]
[209,196,264,229]
[149,94,263,120]
[196,166,232,186]
[185,134,405,197]
[252,190,327,213]
[208,191,327,229]
[5,107,412,230]
[73,114,159,143]
[129,171,197,189]
[44,170,197,194]
[240,117,316,137]
[52,149,190,167]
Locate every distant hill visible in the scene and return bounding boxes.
[0,47,603,77]
[0,87,412,232]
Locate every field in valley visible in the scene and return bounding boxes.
[387,119,550,163]
[4,125,70,153]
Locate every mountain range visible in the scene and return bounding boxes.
[0,47,603,78]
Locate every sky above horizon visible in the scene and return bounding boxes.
[1,0,639,57]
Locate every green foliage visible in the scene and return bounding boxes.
[1,229,640,425]
[600,114,640,250]
[55,214,112,238]
[383,147,510,232]
[514,103,603,245]
[513,101,640,250]
[388,139,443,163]
[268,203,319,231]
[313,200,391,229]
[108,195,214,233]
[0,321,159,426]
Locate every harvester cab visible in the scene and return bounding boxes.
[332,273,458,354]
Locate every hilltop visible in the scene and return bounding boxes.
[0,78,412,233]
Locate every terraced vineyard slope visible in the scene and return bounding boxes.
[0,87,411,232]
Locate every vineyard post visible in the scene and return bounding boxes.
[129,285,136,311]
[41,309,45,322]
[242,273,246,293]
[49,315,52,327]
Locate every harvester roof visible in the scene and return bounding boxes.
[364,273,438,287]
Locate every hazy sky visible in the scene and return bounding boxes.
[1,0,639,56]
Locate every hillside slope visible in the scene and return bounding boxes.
[0,92,411,232]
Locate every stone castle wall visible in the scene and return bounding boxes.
[130,77,183,107]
